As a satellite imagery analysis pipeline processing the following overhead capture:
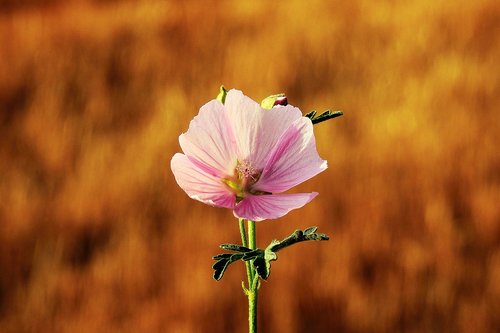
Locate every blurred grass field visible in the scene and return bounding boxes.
[0,0,499,332]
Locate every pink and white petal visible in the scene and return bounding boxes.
[224,89,303,169]
[234,192,318,221]
[255,117,327,193]
[171,153,236,209]
[180,99,238,178]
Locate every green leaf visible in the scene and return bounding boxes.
[212,253,232,260]
[212,252,244,281]
[269,227,329,252]
[310,110,343,124]
[303,226,318,235]
[242,249,264,261]
[212,227,329,281]
[220,244,252,252]
[253,256,269,280]
[250,241,278,280]
[304,110,317,119]
[308,232,329,241]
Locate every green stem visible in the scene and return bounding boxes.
[248,286,257,333]
[239,218,252,288]
[248,220,256,283]
[239,219,258,333]
[247,220,257,333]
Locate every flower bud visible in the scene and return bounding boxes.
[260,93,287,109]
[216,85,228,104]
[273,96,288,106]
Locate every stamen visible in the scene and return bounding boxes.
[223,160,263,201]
[235,160,260,183]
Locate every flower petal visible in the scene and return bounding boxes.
[225,89,303,169]
[179,100,238,178]
[234,192,318,221]
[171,153,236,208]
[255,117,327,193]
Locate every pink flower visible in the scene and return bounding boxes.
[170,89,327,221]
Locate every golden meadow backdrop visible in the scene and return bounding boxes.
[1,0,499,332]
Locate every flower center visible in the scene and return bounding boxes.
[235,160,260,186]
[223,160,264,202]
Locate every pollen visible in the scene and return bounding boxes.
[235,160,261,184]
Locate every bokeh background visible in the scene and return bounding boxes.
[1,0,499,332]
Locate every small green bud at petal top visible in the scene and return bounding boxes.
[217,85,228,104]
[260,93,286,109]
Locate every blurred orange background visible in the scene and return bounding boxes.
[1,0,499,332]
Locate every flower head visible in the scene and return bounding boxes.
[170,89,327,221]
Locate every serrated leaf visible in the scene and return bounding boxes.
[220,244,252,252]
[253,257,269,280]
[304,226,318,235]
[304,110,317,119]
[212,253,232,260]
[264,250,277,262]
[248,243,278,281]
[212,259,230,281]
[212,258,228,270]
[311,110,343,124]
[213,226,329,281]
[212,253,244,281]
[308,233,329,241]
[242,249,264,261]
